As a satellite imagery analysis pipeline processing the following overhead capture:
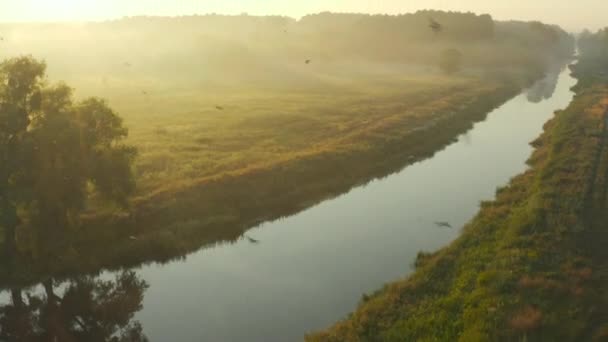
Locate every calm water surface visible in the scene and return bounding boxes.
[0,68,577,342]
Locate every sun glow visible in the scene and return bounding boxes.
[0,0,605,30]
[4,0,114,22]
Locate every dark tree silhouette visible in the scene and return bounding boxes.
[0,56,137,257]
[0,57,46,258]
[0,271,149,341]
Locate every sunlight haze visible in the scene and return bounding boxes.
[1,0,607,340]
[0,0,606,31]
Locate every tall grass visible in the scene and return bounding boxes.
[0,76,524,287]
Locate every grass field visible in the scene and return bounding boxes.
[1,66,531,286]
[64,69,521,197]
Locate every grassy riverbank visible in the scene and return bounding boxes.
[307,72,608,341]
[0,12,575,287]
[83,73,517,195]
[2,74,527,287]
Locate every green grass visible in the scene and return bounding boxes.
[306,76,608,342]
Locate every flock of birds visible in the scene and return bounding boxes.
[101,18,449,245]
[114,16,444,112]
[1,17,443,114]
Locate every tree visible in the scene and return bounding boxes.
[0,56,137,257]
[439,48,463,74]
[0,57,46,257]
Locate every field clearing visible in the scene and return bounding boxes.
[3,29,560,287]
[65,71,507,197]
[0,66,527,285]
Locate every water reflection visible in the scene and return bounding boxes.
[0,272,148,341]
[526,64,563,103]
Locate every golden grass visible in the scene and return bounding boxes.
[67,72,501,199]
[1,68,527,286]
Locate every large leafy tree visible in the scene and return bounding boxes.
[0,56,136,257]
[0,57,46,257]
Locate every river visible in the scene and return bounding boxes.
[0,67,576,341]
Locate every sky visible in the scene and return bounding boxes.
[0,0,606,32]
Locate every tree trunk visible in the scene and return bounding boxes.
[4,227,16,256]
[8,288,32,340]
[43,279,60,341]
[10,288,23,308]
[1,197,18,259]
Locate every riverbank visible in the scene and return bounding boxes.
[307,70,608,341]
[1,76,527,287]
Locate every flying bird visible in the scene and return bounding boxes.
[245,235,260,244]
[434,221,453,229]
[305,59,311,64]
[124,62,132,67]
[429,18,443,33]
[215,105,224,111]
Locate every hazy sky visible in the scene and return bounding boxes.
[0,0,606,31]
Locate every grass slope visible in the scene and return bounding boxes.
[307,77,608,341]
[75,72,508,195]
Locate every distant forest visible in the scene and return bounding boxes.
[573,28,608,87]
[0,11,574,86]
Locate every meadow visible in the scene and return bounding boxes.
[2,67,527,285]
[0,12,574,286]
[70,68,510,196]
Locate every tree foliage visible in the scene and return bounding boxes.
[0,56,136,256]
[573,28,608,89]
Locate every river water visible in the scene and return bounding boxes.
[0,67,576,341]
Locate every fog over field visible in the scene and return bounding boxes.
[1,2,607,342]
[1,0,606,31]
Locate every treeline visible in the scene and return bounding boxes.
[0,12,574,85]
[572,28,608,88]
[296,12,573,66]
